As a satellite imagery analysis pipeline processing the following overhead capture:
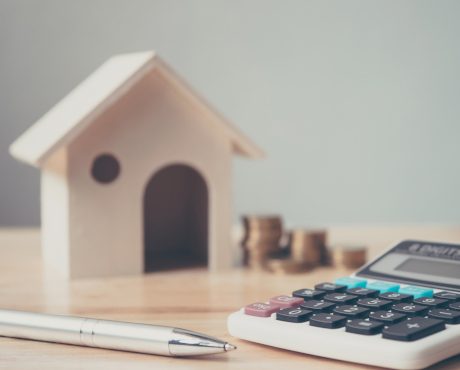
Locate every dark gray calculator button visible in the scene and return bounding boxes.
[413,297,448,308]
[309,313,347,328]
[382,317,445,341]
[392,303,429,317]
[379,292,413,302]
[357,298,392,310]
[300,300,335,312]
[368,310,407,324]
[276,307,312,323]
[333,305,369,318]
[324,293,358,304]
[434,291,460,301]
[346,319,384,335]
[346,288,379,298]
[450,302,460,311]
[315,283,347,292]
[428,309,460,324]
[292,289,325,300]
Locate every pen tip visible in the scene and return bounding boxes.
[224,343,237,352]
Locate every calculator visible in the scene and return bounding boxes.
[227,240,460,369]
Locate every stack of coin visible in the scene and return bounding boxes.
[266,258,311,274]
[333,245,367,268]
[289,229,328,267]
[241,215,283,270]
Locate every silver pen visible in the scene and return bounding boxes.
[0,309,236,356]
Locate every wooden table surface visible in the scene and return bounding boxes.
[0,229,458,370]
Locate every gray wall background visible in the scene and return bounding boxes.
[1,0,460,227]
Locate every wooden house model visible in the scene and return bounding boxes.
[10,51,263,279]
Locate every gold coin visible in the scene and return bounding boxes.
[332,245,367,268]
[289,229,326,265]
[266,259,311,274]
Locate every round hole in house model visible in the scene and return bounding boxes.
[91,154,121,183]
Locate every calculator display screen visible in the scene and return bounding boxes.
[356,240,460,291]
[395,258,460,279]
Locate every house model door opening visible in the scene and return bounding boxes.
[143,164,209,272]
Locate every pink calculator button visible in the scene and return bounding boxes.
[244,302,280,317]
[269,295,304,308]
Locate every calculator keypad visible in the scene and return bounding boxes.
[391,303,429,317]
[379,292,412,302]
[382,317,445,341]
[428,309,460,324]
[413,297,448,308]
[324,293,358,305]
[346,319,384,335]
[398,286,433,299]
[315,283,347,292]
[292,289,326,300]
[368,310,407,324]
[333,305,369,318]
[366,281,400,293]
[244,302,280,317]
[244,278,458,342]
[346,288,379,298]
[309,313,347,328]
[357,298,392,310]
[269,295,304,308]
[434,291,460,301]
[300,300,335,312]
[276,307,312,323]
[334,277,367,288]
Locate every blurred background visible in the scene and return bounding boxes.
[2,0,460,228]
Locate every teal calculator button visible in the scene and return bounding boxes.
[366,281,400,293]
[398,286,433,299]
[334,277,367,289]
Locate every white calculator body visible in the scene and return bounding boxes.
[227,240,460,369]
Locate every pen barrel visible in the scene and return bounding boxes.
[87,319,172,355]
[0,310,172,355]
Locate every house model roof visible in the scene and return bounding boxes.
[10,51,264,167]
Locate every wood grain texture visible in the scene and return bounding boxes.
[0,228,458,370]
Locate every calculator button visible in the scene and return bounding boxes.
[391,303,429,317]
[379,292,413,302]
[324,293,358,304]
[346,319,384,335]
[366,281,400,293]
[309,313,347,329]
[382,317,445,341]
[300,300,336,312]
[398,286,433,299]
[244,302,280,317]
[333,305,369,318]
[434,291,460,301]
[413,297,448,308]
[276,307,312,323]
[346,288,379,298]
[269,295,305,308]
[428,309,460,324]
[334,277,367,289]
[292,289,326,300]
[315,283,347,292]
[357,298,392,310]
[450,302,460,311]
[368,310,407,324]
